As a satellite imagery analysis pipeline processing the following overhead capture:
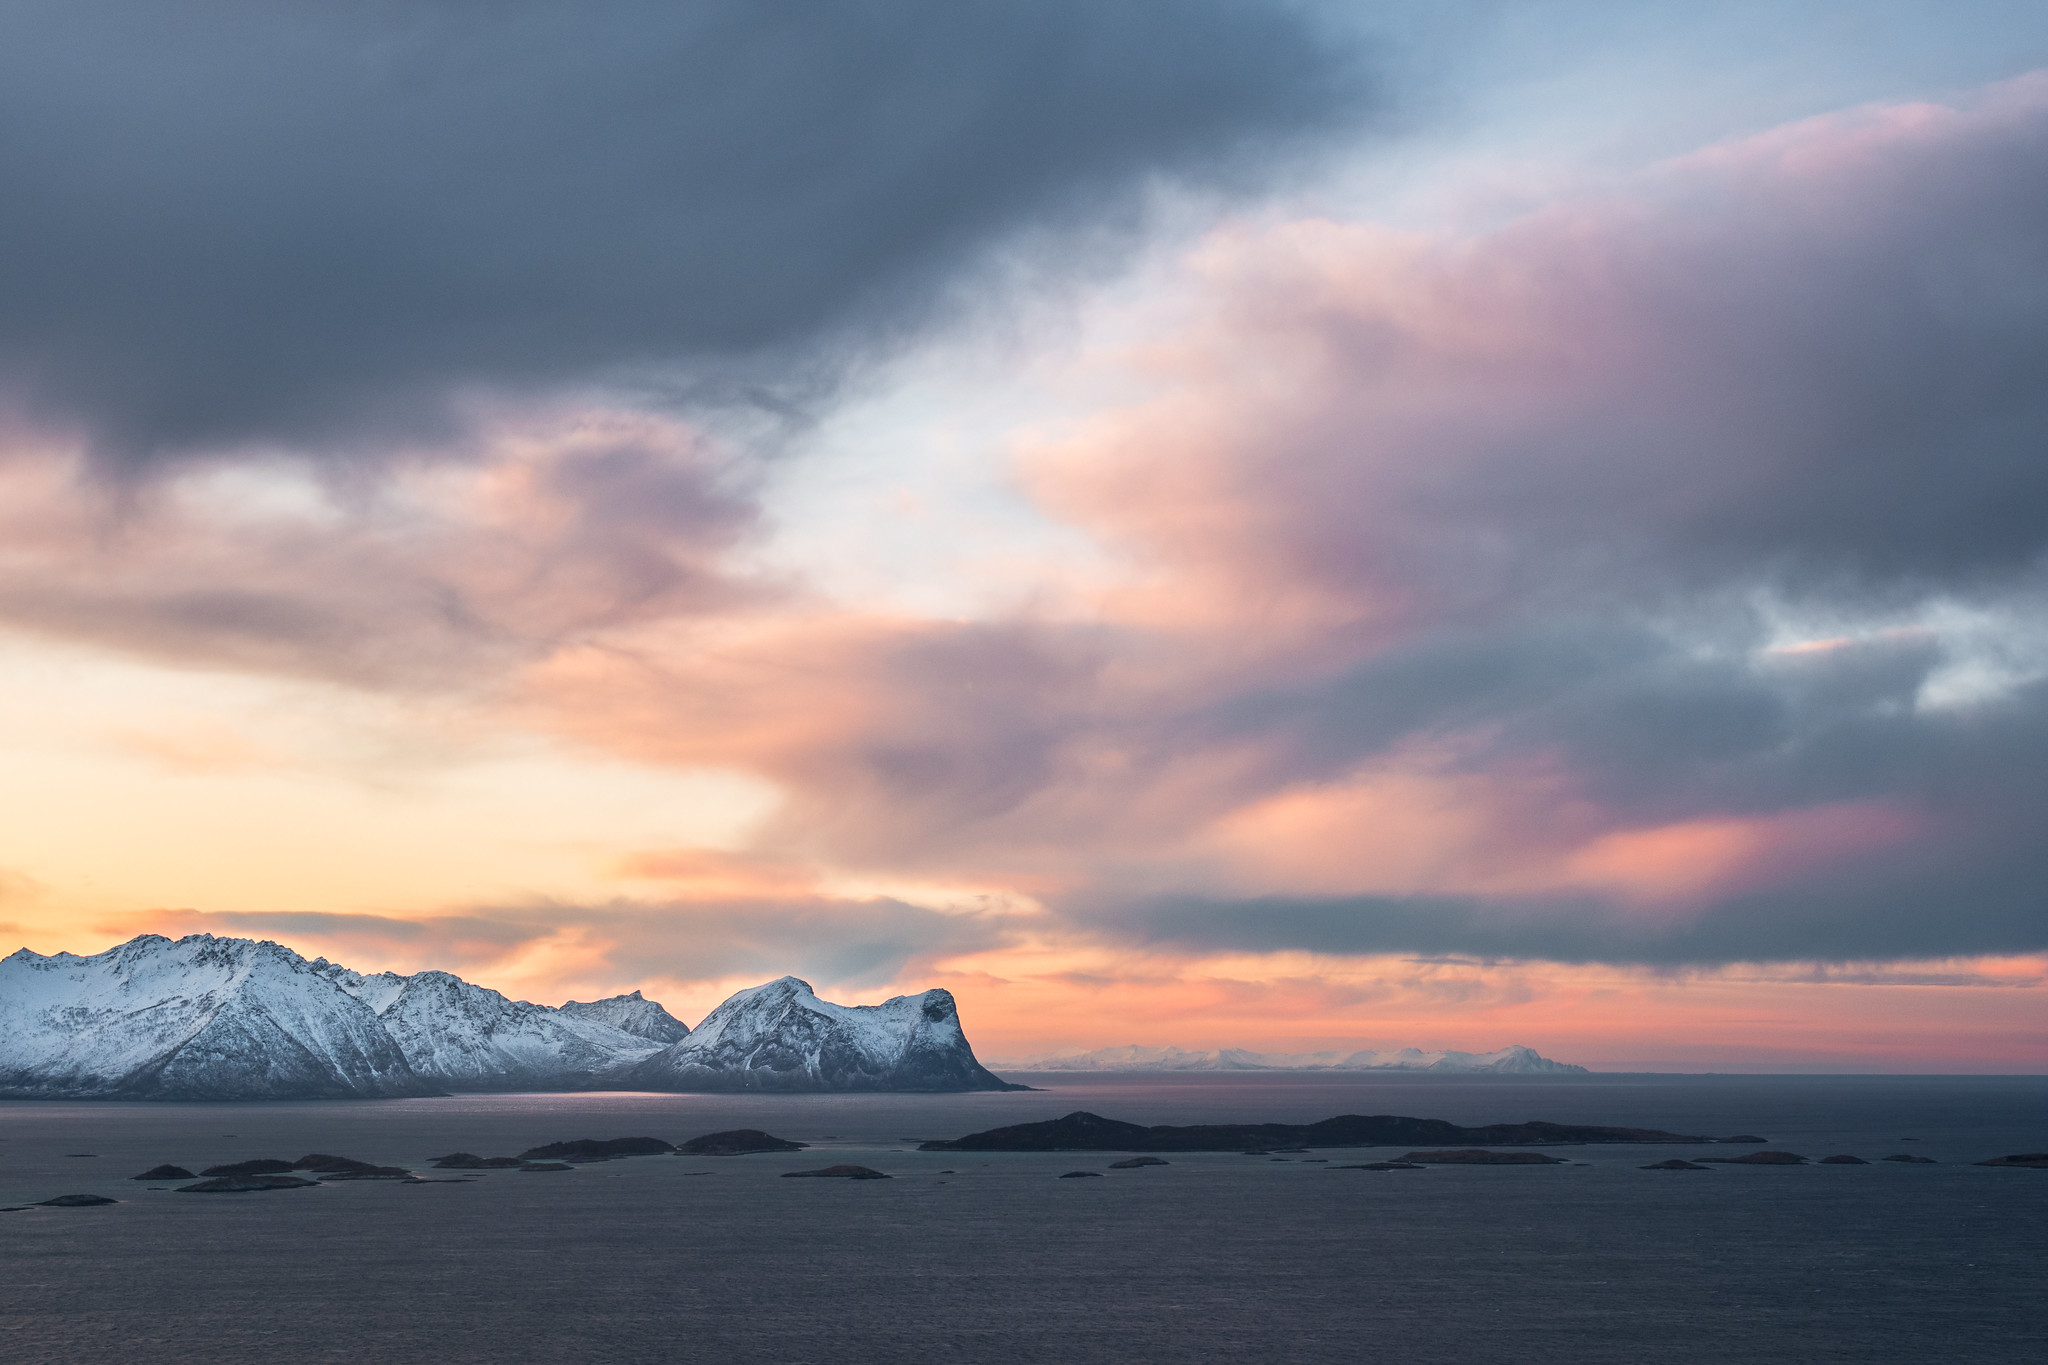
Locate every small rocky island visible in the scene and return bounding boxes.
[1397,1149,1567,1165]
[425,1130,811,1169]
[131,1164,195,1181]
[918,1110,1768,1152]
[517,1137,676,1162]
[679,1130,807,1155]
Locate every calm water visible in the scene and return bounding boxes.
[1,1073,2043,1364]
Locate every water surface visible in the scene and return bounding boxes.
[1,1073,2041,1363]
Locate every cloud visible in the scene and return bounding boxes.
[530,74,2048,964]
[0,0,1366,466]
[0,408,764,685]
[0,868,41,908]
[100,719,279,776]
[1104,821,2048,965]
[930,946,2048,1069]
[124,887,1021,1005]
[16,58,2048,977]
[995,76,2048,962]
[1035,83,2048,617]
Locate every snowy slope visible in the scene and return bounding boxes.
[993,1042,1589,1073]
[2,934,1011,1098]
[321,967,663,1089]
[311,961,409,1015]
[0,935,432,1099]
[558,990,691,1044]
[626,976,1021,1092]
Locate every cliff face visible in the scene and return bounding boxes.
[625,977,1024,1093]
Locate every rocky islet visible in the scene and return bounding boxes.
[130,1164,194,1181]
[1335,1161,1425,1171]
[517,1137,676,1162]
[1397,1150,1567,1165]
[678,1129,809,1156]
[178,1175,321,1193]
[18,1119,2039,1211]
[917,1110,1770,1153]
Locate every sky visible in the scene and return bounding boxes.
[1,0,2045,1071]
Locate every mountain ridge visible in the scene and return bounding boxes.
[0,935,433,1100]
[320,965,664,1090]
[558,990,692,1045]
[0,934,1009,1100]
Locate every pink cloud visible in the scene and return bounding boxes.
[499,71,2048,971]
[0,406,764,687]
[11,74,2048,984]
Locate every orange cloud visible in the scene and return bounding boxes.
[101,720,276,776]
[613,847,822,897]
[941,946,2048,1072]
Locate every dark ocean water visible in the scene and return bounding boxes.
[1,1073,2043,1364]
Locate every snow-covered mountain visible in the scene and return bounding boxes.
[0,934,1015,1098]
[992,1043,1589,1074]
[313,965,663,1089]
[0,935,433,1100]
[558,990,691,1044]
[0,933,1571,1099]
[625,976,1023,1092]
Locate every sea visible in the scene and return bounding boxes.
[1,1072,2042,1364]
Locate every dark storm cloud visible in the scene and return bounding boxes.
[0,0,1366,465]
[1111,808,2048,964]
[1202,620,1955,817]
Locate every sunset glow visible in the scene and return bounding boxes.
[2,3,2044,1073]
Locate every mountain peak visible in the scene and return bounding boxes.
[627,978,1021,1093]
[0,933,430,1100]
[559,991,691,1045]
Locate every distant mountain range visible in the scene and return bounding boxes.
[988,1043,1588,1074]
[0,933,1019,1100]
